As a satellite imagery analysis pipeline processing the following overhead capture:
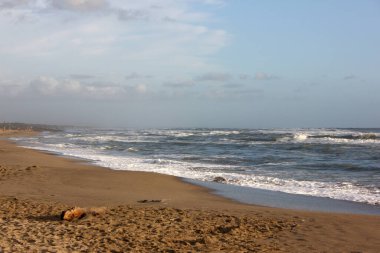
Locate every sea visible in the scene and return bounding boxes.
[12,127,380,211]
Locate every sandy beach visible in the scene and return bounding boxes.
[0,131,379,252]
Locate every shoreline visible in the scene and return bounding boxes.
[12,133,380,216]
[1,134,380,252]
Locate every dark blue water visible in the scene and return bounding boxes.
[13,128,380,206]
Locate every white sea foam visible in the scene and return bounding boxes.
[174,133,194,137]
[17,141,380,205]
[276,130,380,145]
[200,130,240,136]
[294,133,308,141]
[229,174,380,205]
[127,147,139,152]
[13,128,380,206]
[98,156,379,205]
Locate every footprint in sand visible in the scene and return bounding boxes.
[25,165,40,171]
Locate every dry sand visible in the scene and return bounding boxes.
[0,132,379,252]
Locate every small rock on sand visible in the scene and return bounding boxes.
[213,177,227,183]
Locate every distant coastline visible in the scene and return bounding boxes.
[0,122,64,132]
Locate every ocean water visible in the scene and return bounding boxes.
[12,128,380,206]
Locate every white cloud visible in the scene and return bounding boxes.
[195,72,231,82]
[30,76,59,95]
[0,72,266,106]
[0,75,157,100]
[0,0,107,12]
[0,0,229,105]
[254,72,278,81]
[50,0,107,11]
[26,76,126,98]
[0,0,219,23]
[134,83,147,94]
[0,0,228,74]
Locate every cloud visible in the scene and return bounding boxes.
[70,74,96,79]
[254,72,278,80]
[163,80,195,88]
[0,0,219,23]
[43,1,221,23]
[0,75,156,100]
[30,76,60,95]
[125,72,153,80]
[201,0,224,4]
[0,73,269,106]
[343,74,356,80]
[0,0,107,15]
[201,87,262,100]
[117,9,148,21]
[0,0,31,9]
[0,0,228,70]
[222,83,244,88]
[28,76,125,98]
[195,72,232,82]
[49,0,107,12]
[134,83,147,94]
[0,1,229,104]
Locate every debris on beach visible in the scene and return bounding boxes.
[137,199,162,203]
[61,207,106,221]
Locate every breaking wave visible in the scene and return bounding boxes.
[12,127,380,206]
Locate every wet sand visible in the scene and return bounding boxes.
[0,132,379,252]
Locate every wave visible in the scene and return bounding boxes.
[294,133,308,141]
[12,128,380,206]
[173,133,194,138]
[223,174,380,205]
[320,137,380,145]
[311,133,378,141]
[276,131,380,145]
[204,130,241,136]
[16,142,380,205]
[127,147,139,152]
[50,128,380,147]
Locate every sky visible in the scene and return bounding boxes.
[0,0,379,128]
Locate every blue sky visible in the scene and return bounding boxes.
[0,0,379,128]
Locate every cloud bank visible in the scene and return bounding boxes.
[0,0,229,81]
[0,76,148,100]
